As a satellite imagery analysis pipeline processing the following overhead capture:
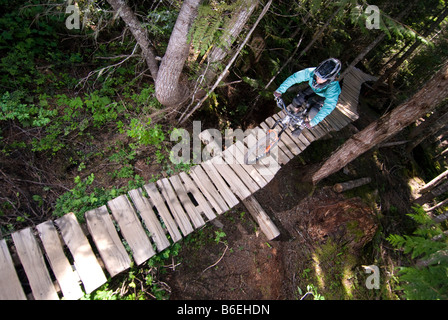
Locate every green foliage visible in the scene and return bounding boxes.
[0,92,56,128]
[190,0,243,56]
[53,174,118,222]
[387,206,448,299]
[84,242,182,300]
[145,8,177,40]
[126,118,165,147]
[297,284,326,300]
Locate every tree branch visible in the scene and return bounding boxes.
[178,0,273,124]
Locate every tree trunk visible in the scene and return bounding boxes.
[416,249,448,268]
[373,6,448,89]
[155,0,202,108]
[106,0,159,79]
[333,177,371,193]
[309,60,448,185]
[414,180,448,205]
[406,103,448,152]
[178,0,273,124]
[202,0,258,85]
[339,0,417,79]
[432,210,448,224]
[419,169,448,194]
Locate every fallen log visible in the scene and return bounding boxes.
[333,177,371,193]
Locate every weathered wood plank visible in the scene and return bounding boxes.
[190,165,229,214]
[201,160,240,208]
[169,174,205,229]
[179,171,217,221]
[210,156,252,200]
[324,112,344,131]
[108,195,156,265]
[144,182,183,243]
[55,212,107,294]
[12,227,59,300]
[270,113,308,151]
[244,128,280,180]
[242,196,280,241]
[334,107,352,126]
[36,221,84,300]
[264,116,302,155]
[128,188,171,252]
[259,121,292,164]
[221,144,262,193]
[85,206,131,276]
[157,178,195,236]
[232,140,269,188]
[0,239,26,300]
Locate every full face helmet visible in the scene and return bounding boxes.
[312,58,341,89]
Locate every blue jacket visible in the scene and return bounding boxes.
[276,67,341,127]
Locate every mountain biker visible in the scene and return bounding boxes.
[273,58,342,135]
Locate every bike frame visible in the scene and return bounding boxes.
[244,97,307,164]
[271,97,306,138]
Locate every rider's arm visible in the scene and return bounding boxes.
[275,68,316,94]
[309,82,341,127]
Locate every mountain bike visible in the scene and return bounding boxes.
[244,96,308,165]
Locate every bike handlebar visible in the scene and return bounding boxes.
[274,96,302,121]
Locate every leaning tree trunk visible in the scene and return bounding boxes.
[201,0,259,85]
[106,0,159,79]
[309,60,448,185]
[155,0,202,108]
[406,103,448,152]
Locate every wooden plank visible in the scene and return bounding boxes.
[270,113,308,152]
[36,221,84,300]
[232,140,268,188]
[309,118,328,139]
[323,112,343,131]
[179,171,217,221]
[157,178,194,236]
[242,196,280,240]
[264,116,302,155]
[300,127,316,144]
[259,121,293,164]
[274,109,323,141]
[169,174,206,229]
[201,160,240,208]
[243,129,279,181]
[108,195,156,265]
[190,165,229,214]
[12,227,59,300]
[55,213,107,294]
[85,206,131,277]
[128,188,171,252]
[326,110,345,130]
[0,239,26,300]
[317,118,334,134]
[210,156,252,200]
[333,107,352,127]
[143,182,183,242]
[222,144,262,193]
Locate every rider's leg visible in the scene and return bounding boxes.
[306,99,324,124]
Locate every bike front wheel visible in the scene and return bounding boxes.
[244,130,279,165]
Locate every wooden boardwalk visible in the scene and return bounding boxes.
[0,68,376,300]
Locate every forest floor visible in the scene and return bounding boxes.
[0,84,425,300]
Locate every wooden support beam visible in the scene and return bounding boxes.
[242,196,280,240]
